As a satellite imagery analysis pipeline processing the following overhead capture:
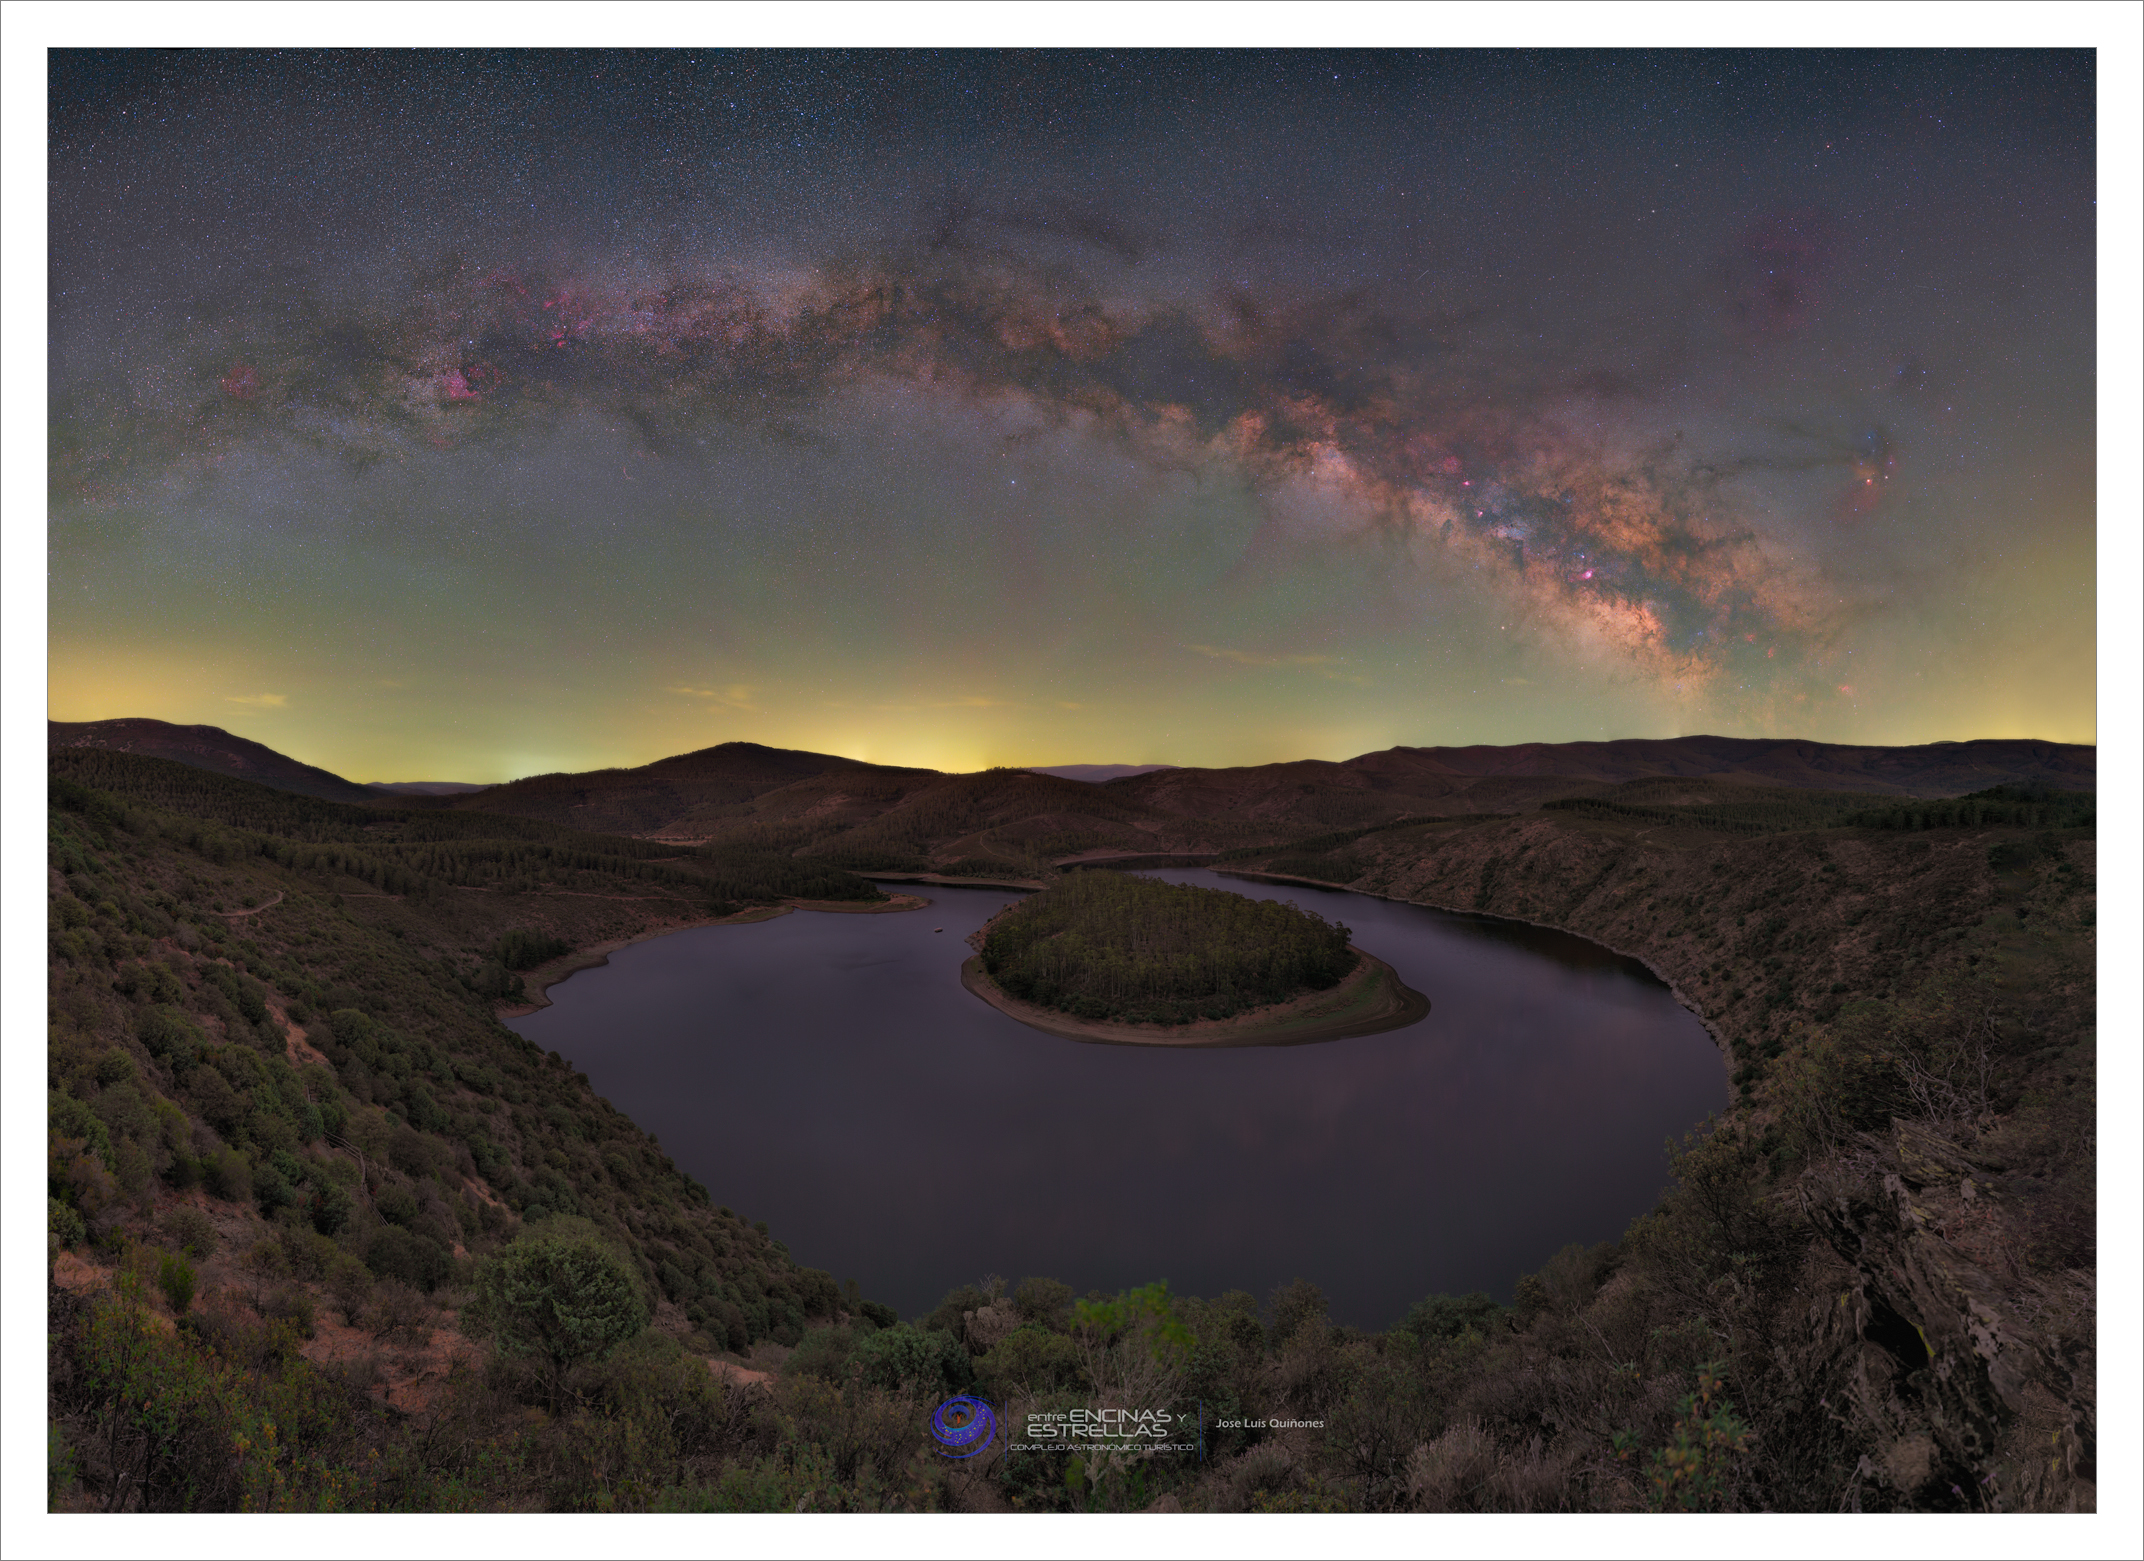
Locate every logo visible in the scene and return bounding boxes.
[928,1395,999,1459]
[1009,1406,1201,1456]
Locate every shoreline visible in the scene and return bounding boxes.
[863,870,1047,891]
[958,947,1429,1048]
[499,892,930,1015]
[1214,867,1728,1062]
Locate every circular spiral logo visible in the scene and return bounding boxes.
[929,1395,998,1459]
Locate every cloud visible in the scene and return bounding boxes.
[1187,644,1345,668]
[224,693,288,708]
[871,694,1017,713]
[667,684,758,712]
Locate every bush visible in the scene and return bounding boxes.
[781,1323,859,1383]
[159,1205,219,1261]
[49,1196,86,1253]
[852,1323,974,1397]
[495,929,571,971]
[329,1259,375,1326]
[1013,1276,1075,1328]
[308,1178,353,1236]
[157,1251,198,1314]
[375,1183,419,1227]
[366,1225,453,1292]
[1646,1364,1753,1512]
[1401,1291,1503,1342]
[263,1284,317,1337]
[253,1160,299,1218]
[137,1005,205,1060]
[1266,1278,1330,1348]
[465,1233,650,1383]
[977,1324,1084,1398]
[202,1146,252,1203]
[362,1278,433,1345]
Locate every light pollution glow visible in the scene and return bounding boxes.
[45,49,2097,783]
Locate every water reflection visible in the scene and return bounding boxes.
[509,870,1725,1328]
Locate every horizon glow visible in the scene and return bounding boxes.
[48,51,2096,784]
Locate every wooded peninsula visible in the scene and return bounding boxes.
[44,735,2097,1516]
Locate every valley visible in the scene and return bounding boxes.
[44,726,2097,1514]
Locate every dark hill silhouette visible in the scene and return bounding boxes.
[439,741,931,836]
[53,722,2094,855]
[47,718,380,805]
[1361,735,2096,794]
[1029,763,1180,783]
[1109,735,2095,824]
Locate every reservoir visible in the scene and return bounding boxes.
[507,869,1727,1329]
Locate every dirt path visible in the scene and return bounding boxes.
[270,996,331,1070]
[217,891,285,917]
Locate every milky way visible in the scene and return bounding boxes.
[47,50,2097,779]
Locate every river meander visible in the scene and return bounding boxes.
[507,869,1727,1328]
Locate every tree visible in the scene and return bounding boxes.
[466,1232,649,1397]
[852,1322,974,1397]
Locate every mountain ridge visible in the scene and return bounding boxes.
[47,718,382,806]
[50,721,2095,848]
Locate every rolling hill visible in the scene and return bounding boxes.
[52,722,2094,875]
[48,719,382,805]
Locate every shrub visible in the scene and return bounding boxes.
[202,1146,252,1203]
[329,1259,375,1326]
[277,1224,340,1282]
[1646,1364,1753,1512]
[1265,1278,1330,1349]
[308,1178,353,1236]
[137,1005,205,1060]
[465,1233,650,1384]
[781,1323,860,1383]
[1400,1291,1503,1342]
[157,1251,198,1314]
[156,1200,217,1260]
[253,1160,299,1218]
[495,929,571,971]
[49,1196,87,1253]
[362,1278,433,1344]
[977,1324,1084,1398]
[375,1183,419,1227]
[365,1225,453,1292]
[852,1323,974,1397]
[49,1092,113,1171]
[263,1284,317,1337]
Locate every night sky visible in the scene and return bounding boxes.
[46,48,2100,781]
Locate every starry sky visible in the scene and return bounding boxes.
[45,48,2100,782]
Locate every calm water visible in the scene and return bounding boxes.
[508,870,1726,1329]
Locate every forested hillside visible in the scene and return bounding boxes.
[44,762,901,1509]
[47,755,2096,1514]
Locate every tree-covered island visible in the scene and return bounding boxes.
[968,871,1428,1048]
